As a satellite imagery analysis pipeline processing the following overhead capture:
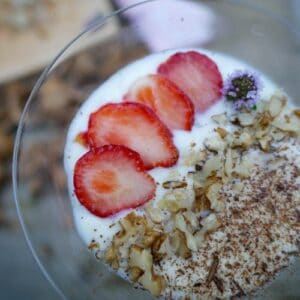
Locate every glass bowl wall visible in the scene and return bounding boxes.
[13,1,299,299]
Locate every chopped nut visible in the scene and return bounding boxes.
[206,183,224,212]
[272,113,300,133]
[204,135,226,152]
[258,111,273,128]
[129,245,164,296]
[268,94,285,117]
[174,213,197,251]
[183,211,199,229]
[254,127,269,140]
[107,213,148,261]
[201,213,220,233]
[194,230,205,247]
[198,149,208,162]
[163,181,187,189]
[233,155,254,178]
[185,150,201,167]
[145,204,165,224]
[236,112,255,127]
[270,129,286,142]
[211,113,227,125]
[169,229,192,259]
[231,131,253,149]
[215,127,228,139]
[259,135,272,152]
[224,148,233,178]
[202,156,222,179]
[141,229,161,248]
[129,267,144,282]
[152,234,168,262]
[185,149,208,167]
[193,187,211,212]
[104,246,119,269]
[158,189,193,212]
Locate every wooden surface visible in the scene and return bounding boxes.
[0,0,118,84]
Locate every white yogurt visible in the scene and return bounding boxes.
[64,48,279,250]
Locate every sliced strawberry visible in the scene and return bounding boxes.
[87,102,178,169]
[124,74,194,131]
[157,51,223,112]
[74,145,156,218]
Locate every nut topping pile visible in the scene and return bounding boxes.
[93,93,300,298]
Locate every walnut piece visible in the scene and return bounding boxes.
[145,204,166,224]
[233,155,254,178]
[169,230,192,259]
[201,213,220,233]
[204,135,226,152]
[158,189,193,212]
[193,187,211,212]
[211,113,227,125]
[215,127,228,139]
[163,180,187,189]
[174,213,198,251]
[267,94,285,118]
[129,245,164,296]
[206,182,224,212]
[236,112,255,127]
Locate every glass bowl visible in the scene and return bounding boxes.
[13,1,300,299]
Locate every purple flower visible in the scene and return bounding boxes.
[223,70,263,110]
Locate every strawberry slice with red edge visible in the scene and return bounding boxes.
[74,145,156,218]
[87,102,179,170]
[124,74,194,131]
[157,51,223,112]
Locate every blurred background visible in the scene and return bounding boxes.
[0,0,299,299]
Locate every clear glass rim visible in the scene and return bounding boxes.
[11,0,298,299]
